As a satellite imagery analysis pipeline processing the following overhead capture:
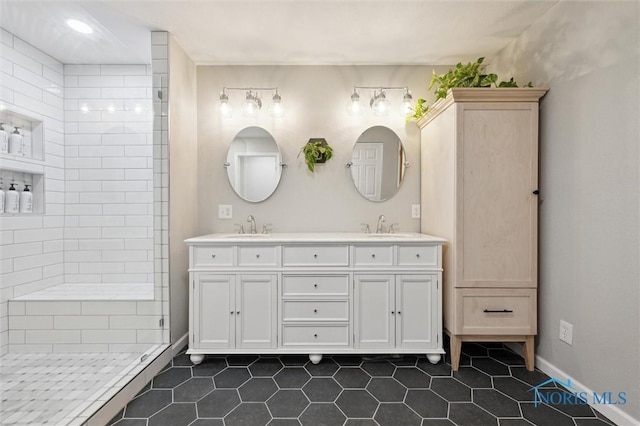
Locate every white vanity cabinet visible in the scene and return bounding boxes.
[186,233,444,365]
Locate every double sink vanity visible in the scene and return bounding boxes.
[186,231,445,365]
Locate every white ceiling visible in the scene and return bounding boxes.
[0,0,558,65]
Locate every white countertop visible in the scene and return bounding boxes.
[185,232,446,244]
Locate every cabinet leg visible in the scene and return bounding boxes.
[426,354,441,364]
[309,354,323,365]
[190,354,205,365]
[523,336,535,371]
[450,335,462,371]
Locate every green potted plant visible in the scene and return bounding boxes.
[409,57,531,121]
[299,138,334,172]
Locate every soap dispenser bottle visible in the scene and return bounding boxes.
[19,184,32,213]
[0,123,8,154]
[9,127,23,156]
[0,179,5,214]
[5,183,19,213]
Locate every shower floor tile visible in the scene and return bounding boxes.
[0,352,141,425]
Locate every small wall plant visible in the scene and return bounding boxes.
[409,57,531,121]
[299,138,334,173]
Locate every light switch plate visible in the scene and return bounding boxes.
[218,205,232,219]
[411,204,421,219]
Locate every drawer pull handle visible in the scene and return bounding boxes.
[256,254,260,258]
[483,309,514,313]
[416,254,420,258]
[314,284,318,288]
[313,254,318,258]
[314,334,318,338]
[313,309,318,313]
[371,254,376,258]
[212,254,216,258]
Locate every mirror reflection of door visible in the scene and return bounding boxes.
[351,142,384,201]
[350,126,405,202]
[236,154,279,201]
[226,126,282,203]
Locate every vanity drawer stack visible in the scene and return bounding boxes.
[281,244,351,348]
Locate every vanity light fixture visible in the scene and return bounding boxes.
[218,87,283,118]
[350,86,412,117]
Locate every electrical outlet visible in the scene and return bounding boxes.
[218,205,232,219]
[411,204,421,219]
[559,320,573,345]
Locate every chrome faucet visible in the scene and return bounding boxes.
[376,215,386,233]
[247,215,257,234]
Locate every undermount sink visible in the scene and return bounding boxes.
[220,233,269,238]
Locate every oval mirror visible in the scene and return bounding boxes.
[350,126,406,202]
[226,126,282,203]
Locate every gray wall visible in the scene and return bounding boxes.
[490,2,639,421]
[168,37,198,343]
[196,66,449,234]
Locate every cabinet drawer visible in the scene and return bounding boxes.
[193,246,234,267]
[281,324,350,346]
[353,245,394,266]
[397,245,438,267]
[457,288,536,335]
[282,275,349,297]
[237,246,278,267]
[282,245,349,266]
[282,300,349,322]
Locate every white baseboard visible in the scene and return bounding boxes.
[505,342,639,426]
[171,332,189,357]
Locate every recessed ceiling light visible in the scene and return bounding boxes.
[66,19,93,34]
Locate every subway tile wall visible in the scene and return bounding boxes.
[0,28,65,355]
[63,64,154,285]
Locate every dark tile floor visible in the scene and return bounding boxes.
[108,343,617,426]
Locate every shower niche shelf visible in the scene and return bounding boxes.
[0,106,45,162]
[0,168,44,215]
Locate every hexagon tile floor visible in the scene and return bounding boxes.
[108,343,617,426]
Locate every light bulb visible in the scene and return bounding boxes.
[400,90,413,116]
[371,91,389,116]
[270,91,284,117]
[218,91,232,118]
[347,90,362,116]
[243,91,261,118]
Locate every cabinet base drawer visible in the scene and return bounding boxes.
[193,246,234,267]
[457,288,536,335]
[282,300,349,322]
[282,275,349,297]
[281,324,350,346]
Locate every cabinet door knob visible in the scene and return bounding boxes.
[391,311,395,315]
[236,311,240,315]
[397,311,402,315]
[533,190,540,195]
[416,253,420,258]
[212,254,216,258]
[256,254,260,258]
[230,311,234,315]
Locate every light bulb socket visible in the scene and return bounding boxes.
[403,90,412,103]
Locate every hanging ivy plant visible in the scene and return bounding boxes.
[409,57,531,121]
[298,138,334,173]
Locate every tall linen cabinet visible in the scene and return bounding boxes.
[418,88,547,371]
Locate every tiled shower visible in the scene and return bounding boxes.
[0,29,170,424]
